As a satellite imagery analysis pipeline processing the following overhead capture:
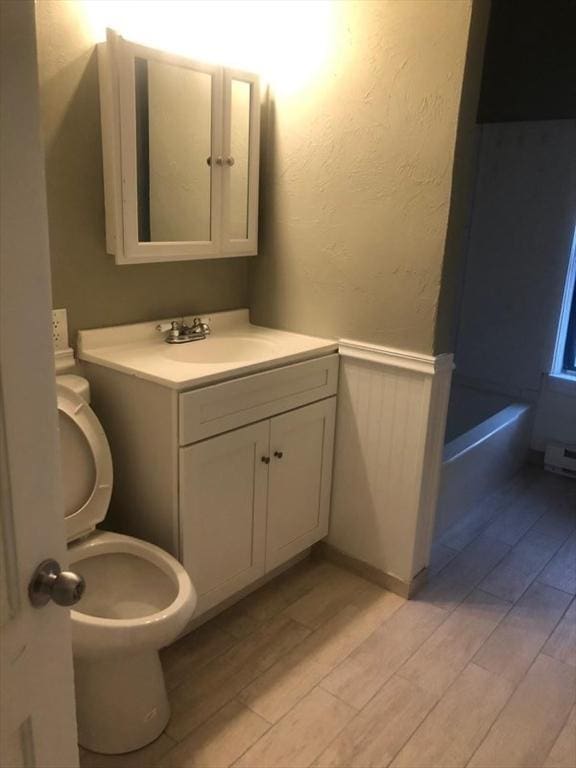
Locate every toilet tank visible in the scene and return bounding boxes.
[57,374,91,404]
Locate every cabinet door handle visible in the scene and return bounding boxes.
[273,451,283,459]
[261,456,270,464]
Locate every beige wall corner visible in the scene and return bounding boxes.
[328,341,453,584]
[250,0,477,355]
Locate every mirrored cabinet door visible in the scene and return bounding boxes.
[119,41,224,261]
[222,70,260,256]
[140,59,214,244]
[98,30,260,265]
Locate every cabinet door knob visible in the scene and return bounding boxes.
[273,451,283,459]
[261,456,270,464]
[226,156,235,166]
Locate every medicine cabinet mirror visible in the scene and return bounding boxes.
[98,29,261,264]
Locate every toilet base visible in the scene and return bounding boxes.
[74,650,170,754]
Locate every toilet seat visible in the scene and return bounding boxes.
[57,383,113,542]
[69,531,196,657]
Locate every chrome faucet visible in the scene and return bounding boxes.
[156,317,211,344]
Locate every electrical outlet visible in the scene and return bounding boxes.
[52,308,69,351]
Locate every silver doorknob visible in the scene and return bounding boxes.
[29,559,85,608]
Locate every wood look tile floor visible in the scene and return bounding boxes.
[80,467,576,768]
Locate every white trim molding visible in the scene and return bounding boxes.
[339,339,453,375]
[329,340,453,593]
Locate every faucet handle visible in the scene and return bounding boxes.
[192,317,211,336]
[156,321,183,341]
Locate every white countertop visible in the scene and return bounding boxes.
[77,310,338,390]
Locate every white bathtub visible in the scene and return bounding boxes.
[435,384,533,536]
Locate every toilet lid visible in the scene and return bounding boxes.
[57,383,113,543]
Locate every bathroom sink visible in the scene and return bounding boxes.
[163,335,278,364]
[78,309,339,389]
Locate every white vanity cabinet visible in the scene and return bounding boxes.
[83,348,339,620]
[180,398,336,615]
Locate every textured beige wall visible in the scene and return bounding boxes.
[36,0,248,343]
[250,0,476,354]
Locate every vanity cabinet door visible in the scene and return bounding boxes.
[180,421,269,615]
[265,398,337,571]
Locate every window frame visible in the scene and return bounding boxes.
[552,226,576,377]
[563,285,576,373]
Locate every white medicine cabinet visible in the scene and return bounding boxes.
[98,29,261,264]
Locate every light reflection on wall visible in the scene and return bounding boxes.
[79,0,337,96]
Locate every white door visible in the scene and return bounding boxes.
[266,398,337,571]
[179,421,269,616]
[0,2,79,766]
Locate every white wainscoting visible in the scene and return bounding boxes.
[328,340,453,588]
[532,373,576,452]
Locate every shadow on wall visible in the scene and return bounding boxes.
[434,0,491,355]
[253,91,283,321]
[37,0,248,345]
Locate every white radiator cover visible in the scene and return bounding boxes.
[329,340,453,585]
[545,442,576,479]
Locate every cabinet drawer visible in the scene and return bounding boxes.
[179,354,339,444]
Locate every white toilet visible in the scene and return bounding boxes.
[56,374,197,755]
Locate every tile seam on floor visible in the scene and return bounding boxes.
[395,587,514,690]
[230,588,408,731]
[388,661,517,768]
[424,540,512,618]
[436,469,538,552]
[478,539,564,605]
[540,595,576,667]
[539,696,576,768]
[470,603,565,687]
[534,579,576,598]
[163,629,242,693]
[226,720,273,768]
[446,468,560,554]
[237,603,391,723]
[166,615,316,742]
[316,674,440,768]
[318,603,453,715]
[462,651,571,768]
[167,607,315,700]
[162,696,275,768]
[232,687,355,768]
